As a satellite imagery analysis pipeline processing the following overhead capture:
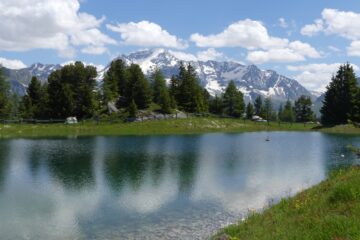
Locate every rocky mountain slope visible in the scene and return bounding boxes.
[2,49,315,105]
[116,49,312,103]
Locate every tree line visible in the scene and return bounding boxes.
[0,60,315,123]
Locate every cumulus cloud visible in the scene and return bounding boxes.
[196,48,224,61]
[190,19,320,64]
[0,57,27,69]
[300,19,324,36]
[190,19,288,49]
[168,50,197,61]
[287,63,359,91]
[301,9,360,39]
[347,41,360,56]
[107,21,187,49]
[301,9,360,57]
[0,0,115,57]
[247,41,320,64]
[247,49,305,64]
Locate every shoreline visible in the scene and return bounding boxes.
[212,167,360,240]
[0,117,359,139]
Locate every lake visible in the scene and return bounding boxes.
[0,132,359,239]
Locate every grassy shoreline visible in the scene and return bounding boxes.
[0,117,359,138]
[213,167,360,240]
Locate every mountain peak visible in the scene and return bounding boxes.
[117,49,311,102]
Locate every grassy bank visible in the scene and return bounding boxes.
[0,117,360,138]
[214,167,360,240]
[0,117,318,138]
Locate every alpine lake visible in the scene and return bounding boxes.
[0,132,359,239]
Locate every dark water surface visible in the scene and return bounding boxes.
[0,132,359,239]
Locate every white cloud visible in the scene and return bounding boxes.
[190,19,319,64]
[287,63,359,91]
[321,9,360,40]
[0,0,115,57]
[81,46,107,55]
[328,45,341,52]
[107,21,187,49]
[168,50,197,61]
[190,19,288,49]
[247,49,305,64]
[278,18,288,28]
[300,19,324,36]
[196,48,224,61]
[301,9,360,57]
[247,41,320,64]
[306,9,360,39]
[0,57,27,69]
[347,41,360,56]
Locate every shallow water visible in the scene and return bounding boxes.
[0,132,359,239]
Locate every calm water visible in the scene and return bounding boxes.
[0,132,359,240]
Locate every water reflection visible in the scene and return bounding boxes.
[0,133,359,239]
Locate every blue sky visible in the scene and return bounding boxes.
[0,0,360,91]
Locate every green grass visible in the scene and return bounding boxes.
[213,167,360,240]
[0,117,317,138]
[0,117,359,138]
[317,124,360,135]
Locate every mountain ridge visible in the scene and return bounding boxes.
[1,49,315,105]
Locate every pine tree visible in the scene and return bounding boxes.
[321,63,358,125]
[280,100,295,122]
[128,99,138,118]
[209,95,223,115]
[246,102,254,119]
[22,76,42,118]
[264,97,272,121]
[254,95,263,116]
[278,104,283,120]
[103,59,127,102]
[125,64,152,109]
[176,63,207,113]
[47,62,97,119]
[295,95,314,122]
[0,68,10,118]
[223,80,245,118]
[151,68,166,104]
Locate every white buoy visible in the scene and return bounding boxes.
[341,154,345,158]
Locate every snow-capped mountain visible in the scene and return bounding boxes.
[2,49,315,103]
[116,49,312,103]
[1,63,61,95]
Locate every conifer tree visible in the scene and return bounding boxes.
[47,62,97,119]
[125,64,152,109]
[264,97,272,121]
[222,80,244,117]
[22,76,42,118]
[151,69,172,113]
[246,102,254,119]
[176,63,207,113]
[103,59,127,102]
[280,100,295,122]
[254,95,263,116]
[321,63,358,125]
[210,95,223,115]
[128,99,138,118]
[0,68,10,118]
[295,95,314,122]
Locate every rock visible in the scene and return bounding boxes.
[107,101,119,114]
